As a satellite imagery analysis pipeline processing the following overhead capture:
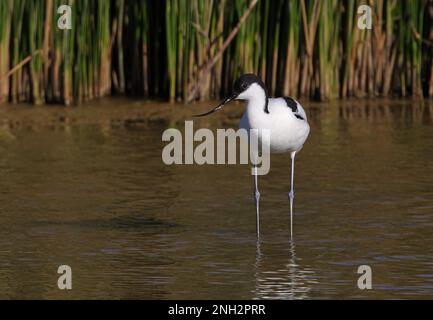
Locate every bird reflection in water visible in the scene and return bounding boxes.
[253,238,318,299]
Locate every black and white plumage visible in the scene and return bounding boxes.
[194,74,310,238]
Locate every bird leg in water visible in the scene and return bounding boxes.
[288,151,296,238]
[253,165,260,237]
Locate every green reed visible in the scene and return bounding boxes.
[0,0,432,105]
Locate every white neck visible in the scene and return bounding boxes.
[239,83,267,114]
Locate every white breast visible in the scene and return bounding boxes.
[240,98,310,153]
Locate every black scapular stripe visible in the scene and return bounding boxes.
[283,97,304,120]
[283,97,298,112]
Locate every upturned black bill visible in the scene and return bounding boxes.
[193,93,238,117]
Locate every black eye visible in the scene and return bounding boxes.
[241,83,248,89]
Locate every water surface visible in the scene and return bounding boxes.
[0,99,432,299]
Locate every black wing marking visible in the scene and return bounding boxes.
[283,97,304,120]
[283,97,298,112]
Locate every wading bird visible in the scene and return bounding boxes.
[194,74,310,238]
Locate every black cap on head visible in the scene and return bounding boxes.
[233,74,269,113]
[233,74,266,94]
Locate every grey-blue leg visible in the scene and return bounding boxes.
[253,165,260,237]
[289,151,296,238]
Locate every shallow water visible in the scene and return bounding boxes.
[0,99,432,299]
